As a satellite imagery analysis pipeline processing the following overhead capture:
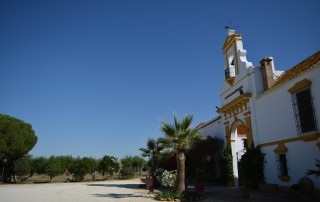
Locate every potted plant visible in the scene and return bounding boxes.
[194,168,205,193]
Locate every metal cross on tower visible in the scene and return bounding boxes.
[225,21,240,30]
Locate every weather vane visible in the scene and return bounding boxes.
[225,21,239,30]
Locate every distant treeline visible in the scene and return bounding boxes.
[10,155,147,183]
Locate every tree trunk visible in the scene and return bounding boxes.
[151,158,155,176]
[176,152,186,193]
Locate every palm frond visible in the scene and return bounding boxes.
[174,115,180,130]
[306,170,320,177]
[181,115,193,131]
[146,138,156,150]
[140,138,164,159]
[139,147,151,158]
[306,159,320,177]
[160,114,201,152]
[160,120,176,138]
[157,137,170,148]
[315,159,320,168]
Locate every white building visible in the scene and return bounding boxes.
[199,29,320,191]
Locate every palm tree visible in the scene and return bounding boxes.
[160,115,201,193]
[139,138,164,179]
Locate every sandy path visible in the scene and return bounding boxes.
[0,178,155,202]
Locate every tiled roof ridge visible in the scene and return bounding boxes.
[256,51,320,98]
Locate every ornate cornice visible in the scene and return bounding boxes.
[217,93,252,119]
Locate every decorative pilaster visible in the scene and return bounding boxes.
[224,121,231,150]
[244,111,253,149]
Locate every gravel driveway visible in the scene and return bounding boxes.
[0,178,155,202]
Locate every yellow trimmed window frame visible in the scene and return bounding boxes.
[288,79,318,136]
[274,144,290,182]
[287,79,311,93]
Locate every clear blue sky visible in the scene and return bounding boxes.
[1,0,319,158]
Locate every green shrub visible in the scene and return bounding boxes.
[186,136,224,182]
[239,146,265,188]
[154,190,183,201]
[154,190,202,201]
[219,150,234,185]
[119,167,134,179]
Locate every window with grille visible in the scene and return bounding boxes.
[291,87,317,135]
[276,153,288,177]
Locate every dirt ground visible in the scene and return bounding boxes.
[1,178,319,202]
[0,178,154,202]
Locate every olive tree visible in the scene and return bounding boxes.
[97,155,120,179]
[45,156,65,182]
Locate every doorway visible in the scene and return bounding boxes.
[230,120,248,186]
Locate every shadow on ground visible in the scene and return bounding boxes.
[87,183,141,189]
[93,193,143,198]
[88,183,150,199]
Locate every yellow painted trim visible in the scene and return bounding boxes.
[259,183,279,191]
[273,143,288,153]
[266,51,320,94]
[287,79,312,93]
[245,116,253,149]
[225,124,231,150]
[259,133,320,147]
[225,52,229,70]
[278,176,290,182]
[229,119,246,134]
[226,77,235,86]
[217,93,252,113]
[222,34,242,52]
[234,42,239,75]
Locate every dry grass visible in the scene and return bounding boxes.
[27,173,106,183]
[20,172,146,184]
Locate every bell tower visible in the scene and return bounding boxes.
[222,30,251,86]
[218,30,254,186]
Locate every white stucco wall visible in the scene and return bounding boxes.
[262,140,320,188]
[254,84,296,143]
[198,116,225,142]
[255,66,320,144]
[255,65,320,189]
